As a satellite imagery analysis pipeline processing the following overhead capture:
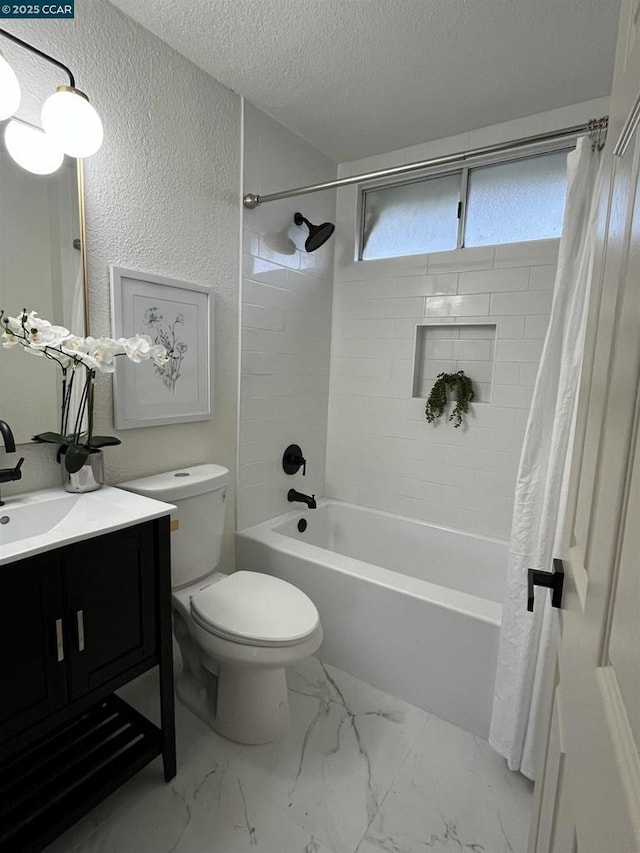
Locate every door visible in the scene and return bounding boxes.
[0,553,67,748]
[65,524,157,699]
[531,2,640,851]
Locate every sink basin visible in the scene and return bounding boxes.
[0,492,78,545]
[0,486,174,566]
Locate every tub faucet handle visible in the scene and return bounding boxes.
[283,444,307,476]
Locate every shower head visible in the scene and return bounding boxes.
[294,212,335,252]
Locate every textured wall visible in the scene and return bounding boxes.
[327,99,609,540]
[238,102,335,530]
[2,1,241,569]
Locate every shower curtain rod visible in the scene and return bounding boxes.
[242,116,609,209]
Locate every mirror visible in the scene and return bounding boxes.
[0,36,88,445]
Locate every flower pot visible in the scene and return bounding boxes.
[62,449,104,493]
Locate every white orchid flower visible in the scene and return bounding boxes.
[149,344,171,366]
[73,338,121,374]
[73,351,105,372]
[1,328,20,348]
[123,333,154,363]
[20,312,71,348]
[62,335,89,353]
[2,311,168,372]
[3,314,23,334]
[85,336,125,365]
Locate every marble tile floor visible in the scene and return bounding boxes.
[44,657,533,853]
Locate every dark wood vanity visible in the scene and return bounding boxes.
[0,516,176,853]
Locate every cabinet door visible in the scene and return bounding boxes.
[65,524,157,699]
[0,554,67,745]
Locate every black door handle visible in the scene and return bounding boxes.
[527,558,565,612]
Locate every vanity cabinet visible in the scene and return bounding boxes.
[0,517,175,853]
[0,554,68,741]
[65,525,157,700]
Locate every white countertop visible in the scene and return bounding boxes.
[0,485,175,567]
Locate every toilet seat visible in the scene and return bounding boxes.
[190,571,320,647]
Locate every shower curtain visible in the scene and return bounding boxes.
[489,137,604,780]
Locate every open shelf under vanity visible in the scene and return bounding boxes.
[0,695,163,853]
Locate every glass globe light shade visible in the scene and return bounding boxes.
[41,86,103,158]
[4,119,64,175]
[0,54,21,120]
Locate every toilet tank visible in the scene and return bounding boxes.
[118,464,229,588]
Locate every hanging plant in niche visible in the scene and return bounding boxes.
[425,371,475,429]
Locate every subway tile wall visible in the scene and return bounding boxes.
[238,98,607,538]
[323,99,611,539]
[413,323,497,402]
[238,102,336,529]
[326,237,559,539]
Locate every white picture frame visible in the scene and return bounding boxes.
[110,266,214,430]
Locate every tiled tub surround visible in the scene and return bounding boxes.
[236,499,508,739]
[327,238,558,539]
[45,657,532,853]
[326,101,610,540]
[239,102,336,530]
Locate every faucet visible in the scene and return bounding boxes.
[0,420,16,454]
[288,488,317,509]
[0,420,24,507]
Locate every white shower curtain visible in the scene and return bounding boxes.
[489,137,604,780]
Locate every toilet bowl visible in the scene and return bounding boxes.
[119,465,322,744]
[172,570,322,743]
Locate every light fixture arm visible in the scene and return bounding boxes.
[0,27,75,87]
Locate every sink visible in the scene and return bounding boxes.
[0,486,174,566]
[0,492,78,545]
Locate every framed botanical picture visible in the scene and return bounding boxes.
[110,266,214,429]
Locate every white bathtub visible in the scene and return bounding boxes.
[236,499,507,738]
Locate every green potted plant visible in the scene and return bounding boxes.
[425,370,475,429]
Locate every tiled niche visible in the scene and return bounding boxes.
[412,323,497,403]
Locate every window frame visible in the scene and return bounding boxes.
[356,137,577,262]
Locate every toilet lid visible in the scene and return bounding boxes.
[190,571,320,645]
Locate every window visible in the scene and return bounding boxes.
[362,173,460,260]
[465,151,568,247]
[360,149,568,260]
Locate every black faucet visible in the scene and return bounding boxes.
[0,420,16,453]
[288,488,317,509]
[0,420,24,507]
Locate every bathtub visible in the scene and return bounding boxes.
[236,499,507,739]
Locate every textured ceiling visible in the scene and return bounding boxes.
[109,0,619,162]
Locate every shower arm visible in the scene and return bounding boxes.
[243,117,609,209]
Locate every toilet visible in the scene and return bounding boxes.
[119,464,323,744]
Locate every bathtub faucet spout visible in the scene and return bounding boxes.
[288,488,317,509]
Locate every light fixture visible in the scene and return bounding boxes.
[4,119,64,175]
[41,85,103,158]
[0,52,21,120]
[0,27,104,169]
